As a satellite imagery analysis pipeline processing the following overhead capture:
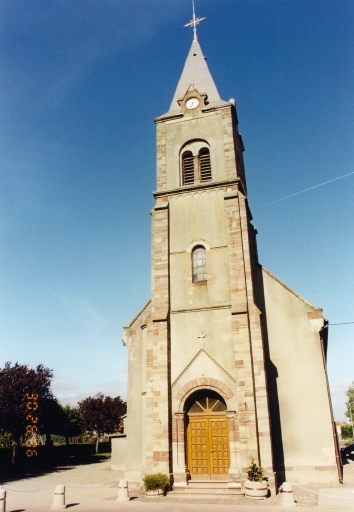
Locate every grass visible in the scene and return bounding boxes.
[92,452,111,459]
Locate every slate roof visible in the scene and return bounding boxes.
[169,38,221,111]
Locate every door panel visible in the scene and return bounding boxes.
[210,418,229,475]
[189,419,208,476]
[188,415,229,478]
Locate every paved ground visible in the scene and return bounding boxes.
[1,458,354,511]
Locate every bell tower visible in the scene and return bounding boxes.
[148,12,274,488]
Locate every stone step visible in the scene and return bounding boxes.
[172,481,244,496]
[187,480,229,488]
[171,488,244,497]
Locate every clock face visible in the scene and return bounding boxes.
[186,97,200,110]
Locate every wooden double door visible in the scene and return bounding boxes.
[187,414,230,478]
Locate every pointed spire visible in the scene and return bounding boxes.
[169,5,220,111]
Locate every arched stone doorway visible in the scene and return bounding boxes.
[185,389,230,479]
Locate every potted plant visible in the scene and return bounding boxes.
[142,472,170,496]
[244,459,268,499]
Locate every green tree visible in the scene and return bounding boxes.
[345,381,354,425]
[78,393,126,453]
[40,397,69,445]
[341,424,353,440]
[62,405,84,444]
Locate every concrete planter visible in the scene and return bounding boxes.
[145,489,165,497]
[142,472,169,496]
[244,479,268,499]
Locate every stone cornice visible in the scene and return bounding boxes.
[153,179,241,199]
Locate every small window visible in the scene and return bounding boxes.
[192,245,207,282]
[182,151,194,185]
[199,147,212,182]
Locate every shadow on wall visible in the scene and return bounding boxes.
[254,264,285,488]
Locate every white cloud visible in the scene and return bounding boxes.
[52,379,80,390]
[58,293,108,338]
[56,393,82,407]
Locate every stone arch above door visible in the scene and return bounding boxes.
[173,377,235,413]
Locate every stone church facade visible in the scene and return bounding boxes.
[112,30,341,490]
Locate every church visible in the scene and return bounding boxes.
[111,11,341,492]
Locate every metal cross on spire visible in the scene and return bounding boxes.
[184,1,206,41]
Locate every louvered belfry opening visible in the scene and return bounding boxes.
[182,150,195,185]
[199,147,212,182]
[181,141,212,186]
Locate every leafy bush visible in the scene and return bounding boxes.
[341,424,353,440]
[142,472,170,491]
[0,430,13,448]
[247,459,265,482]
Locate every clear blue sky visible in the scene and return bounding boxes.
[1,0,353,421]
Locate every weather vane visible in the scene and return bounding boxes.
[184,1,206,41]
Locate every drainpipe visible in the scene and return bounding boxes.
[320,321,343,483]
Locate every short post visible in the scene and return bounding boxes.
[51,484,67,509]
[281,481,296,507]
[117,479,130,502]
[0,488,6,512]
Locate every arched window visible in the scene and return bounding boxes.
[192,245,207,282]
[182,150,194,185]
[199,147,212,182]
[185,389,227,414]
